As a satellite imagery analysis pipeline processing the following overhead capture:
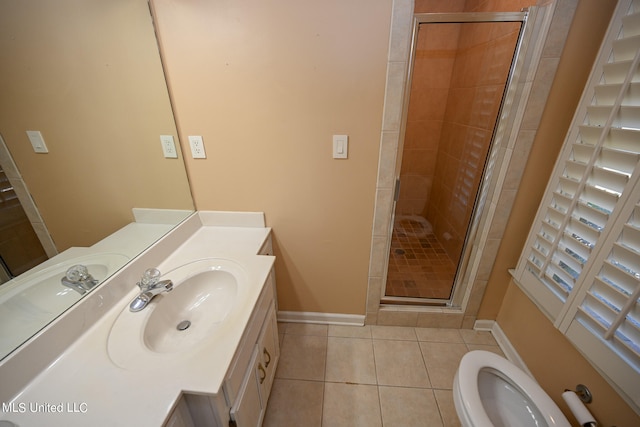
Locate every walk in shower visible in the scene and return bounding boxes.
[384,12,526,304]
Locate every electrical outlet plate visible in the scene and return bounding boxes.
[188,135,206,159]
[160,135,178,158]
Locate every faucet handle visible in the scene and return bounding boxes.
[139,268,161,289]
[65,265,90,282]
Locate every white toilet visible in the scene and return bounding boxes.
[453,350,571,427]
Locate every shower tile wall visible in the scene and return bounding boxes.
[396,24,460,217]
[427,22,521,262]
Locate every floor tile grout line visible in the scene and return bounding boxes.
[319,379,325,427]
[433,387,448,427]
[372,334,382,426]
[417,337,434,389]
[272,326,501,426]
[376,381,384,426]
[320,333,328,427]
[417,337,450,426]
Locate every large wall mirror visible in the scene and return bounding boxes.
[0,0,194,360]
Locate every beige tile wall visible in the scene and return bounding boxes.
[366,0,562,327]
[426,21,521,261]
[397,23,460,217]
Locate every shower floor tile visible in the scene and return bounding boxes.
[385,218,457,299]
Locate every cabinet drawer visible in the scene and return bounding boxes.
[163,398,195,427]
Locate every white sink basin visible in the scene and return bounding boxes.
[144,268,237,353]
[108,258,247,369]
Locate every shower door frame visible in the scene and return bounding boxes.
[382,11,528,307]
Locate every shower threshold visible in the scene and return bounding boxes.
[380,296,448,307]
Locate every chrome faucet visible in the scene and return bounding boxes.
[61,264,98,295]
[129,268,173,312]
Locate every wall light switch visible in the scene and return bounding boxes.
[188,135,206,159]
[160,135,178,158]
[333,135,348,159]
[26,130,49,153]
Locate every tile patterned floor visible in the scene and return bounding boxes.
[263,323,504,427]
[385,218,457,300]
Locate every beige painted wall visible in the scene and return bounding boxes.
[498,283,640,425]
[0,0,193,251]
[151,0,391,314]
[150,0,637,418]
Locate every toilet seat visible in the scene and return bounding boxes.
[453,350,570,427]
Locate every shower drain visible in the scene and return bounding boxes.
[176,320,191,331]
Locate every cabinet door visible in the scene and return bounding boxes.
[164,398,195,427]
[230,348,262,427]
[224,273,275,406]
[257,306,279,406]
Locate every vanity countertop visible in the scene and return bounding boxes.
[2,212,275,426]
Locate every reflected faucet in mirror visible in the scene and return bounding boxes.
[60,265,98,295]
[129,268,173,312]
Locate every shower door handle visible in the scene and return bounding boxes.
[394,178,401,202]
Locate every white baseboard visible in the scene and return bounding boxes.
[277,311,365,326]
[474,319,533,377]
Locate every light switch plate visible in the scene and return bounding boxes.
[188,135,206,159]
[160,135,178,158]
[332,135,348,159]
[26,130,49,153]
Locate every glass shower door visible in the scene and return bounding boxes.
[384,17,523,304]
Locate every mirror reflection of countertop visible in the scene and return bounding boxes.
[0,208,192,363]
[1,212,275,427]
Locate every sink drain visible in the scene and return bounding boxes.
[176,320,191,331]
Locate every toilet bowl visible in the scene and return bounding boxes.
[453,350,570,427]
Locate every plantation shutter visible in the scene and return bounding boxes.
[514,0,640,408]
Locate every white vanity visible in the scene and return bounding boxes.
[0,211,279,427]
